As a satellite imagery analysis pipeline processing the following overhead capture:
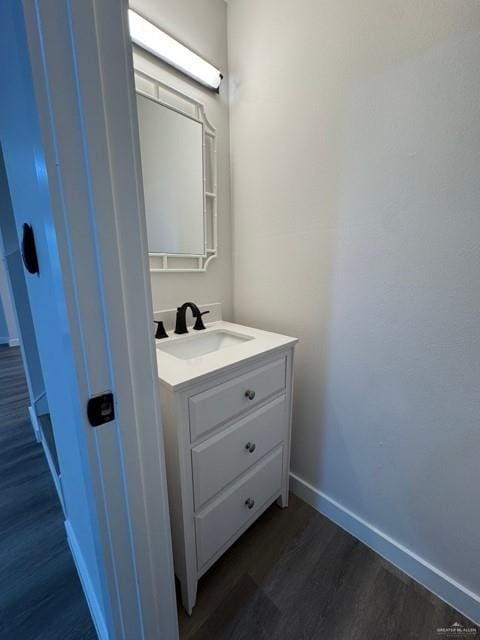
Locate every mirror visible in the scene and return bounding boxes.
[134,67,218,272]
[136,94,205,256]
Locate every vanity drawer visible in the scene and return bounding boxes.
[189,357,286,442]
[192,395,286,509]
[194,447,283,570]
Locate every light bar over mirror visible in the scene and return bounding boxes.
[128,10,223,91]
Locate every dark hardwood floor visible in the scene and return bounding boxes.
[179,492,478,639]
[0,345,96,640]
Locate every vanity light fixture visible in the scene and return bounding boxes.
[128,10,223,91]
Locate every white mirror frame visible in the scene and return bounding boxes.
[134,68,218,272]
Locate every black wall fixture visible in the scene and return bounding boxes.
[21,223,39,274]
[87,392,115,427]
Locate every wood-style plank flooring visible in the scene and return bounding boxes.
[0,345,96,640]
[179,492,478,639]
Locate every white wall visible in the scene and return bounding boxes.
[228,0,480,620]
[0,150,46,413]
[0,234,19,345]
[130,0,233,317]
[0,292,8,342]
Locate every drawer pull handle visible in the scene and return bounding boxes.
[245,441,256,453]
[244,389,256,400]
[245,497,255,510]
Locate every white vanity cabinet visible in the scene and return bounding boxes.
[158,335,296,615]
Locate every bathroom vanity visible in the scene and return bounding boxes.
[155,313,297,614]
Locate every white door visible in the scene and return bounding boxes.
[0,1,178,638]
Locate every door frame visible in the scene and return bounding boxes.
[0,1,178,638]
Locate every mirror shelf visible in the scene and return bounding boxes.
[134,68,218,273]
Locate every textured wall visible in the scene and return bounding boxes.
[228,0,480,612]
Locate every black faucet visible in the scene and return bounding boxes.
[174,302,210,334]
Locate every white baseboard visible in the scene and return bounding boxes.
[290,472,480,625]
[28,406,42,443]
[65,521,110,640]
[0,337,20,346]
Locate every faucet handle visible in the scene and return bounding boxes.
[193,310,210,331]
[154,320,168,339]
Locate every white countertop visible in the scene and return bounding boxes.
[156,320,298,390]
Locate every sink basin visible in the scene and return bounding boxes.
[157,329,253,360]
